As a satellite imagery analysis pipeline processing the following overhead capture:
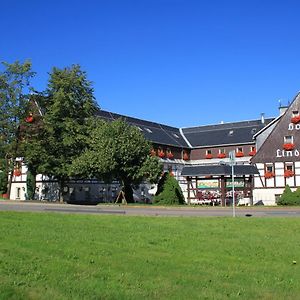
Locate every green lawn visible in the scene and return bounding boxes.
[0,212,299,299]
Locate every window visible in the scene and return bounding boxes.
[172,133,180,138]
[16,187,21,199]
[284,135,293,144]
[250,146,256,152]
[251,128,257,134]
[219,148,225,154]
[144,128,152,133]
[228,130,234,136]
[237,147,243,153]
[292,110,299,117]
[266,164,274,173]
[206,149,212,155]
[137,126,143,132]
[286,164,293,172]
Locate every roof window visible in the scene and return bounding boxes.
[137,126,143,132]
[172,133,180,138]
[228,130,234,136]
[251,128,257,134]
[144,128,152,133]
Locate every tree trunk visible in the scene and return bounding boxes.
[59,179,64,203]
[123,180,134,203]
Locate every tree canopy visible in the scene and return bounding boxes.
[0,60,35,194]
[71,119,163,202]
[24,64,99,200]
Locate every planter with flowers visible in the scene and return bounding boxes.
[13,169,21,177]
[158,150,165,158]
[167,151,174,159]
[217,153,226,159]
[150,149,156,156]
[183,153,189,161]
[291,116,300,124]
[283,143,295,151]
[249,149,256,156]
[25,115,34,123]
[284,170,294,178]
[265,171,275,179]
[205,153,213,159]
[235,151,244,157]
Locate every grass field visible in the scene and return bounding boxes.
[0,212,299,299]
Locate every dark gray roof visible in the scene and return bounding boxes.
[181,164,259,176]
[95,110,190,148]
[181,118,274,148]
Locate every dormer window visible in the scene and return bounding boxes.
[144,128,152,133]
[228,130,234,136]
[251,128,257,134]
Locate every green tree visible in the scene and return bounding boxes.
[154,172,185,205]
[25,65,98,201]
[0,60,35,195]
[72,119,163,203]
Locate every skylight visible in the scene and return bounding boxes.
[144,128,152,133]
[173,133,180,138]
[228,130,234,136]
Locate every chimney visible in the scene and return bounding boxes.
[278,99,288,115]
[261,113,265,124]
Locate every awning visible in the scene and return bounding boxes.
[181,164,259,177]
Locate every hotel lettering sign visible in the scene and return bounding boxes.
[275,122,300,158]
[276,149,300,158]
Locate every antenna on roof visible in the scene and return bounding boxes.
[260,113,265,124]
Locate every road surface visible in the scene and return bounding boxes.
[1,200,300,217]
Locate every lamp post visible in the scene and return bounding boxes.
[229,151,236,217]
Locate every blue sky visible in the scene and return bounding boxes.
[2,0,300,127]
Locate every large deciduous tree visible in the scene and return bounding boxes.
[71,119,163,203]
[0,60,35,196]
[25,64,99,201]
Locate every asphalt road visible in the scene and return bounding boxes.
[1,200,300,217]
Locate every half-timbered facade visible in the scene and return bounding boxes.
[251,93,300,205]
[8,93,300,205]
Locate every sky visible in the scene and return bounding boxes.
[2,0,300,128]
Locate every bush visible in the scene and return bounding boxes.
[153,172,185,205]
[277,185,300,206]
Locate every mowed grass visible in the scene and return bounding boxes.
[0,213,300,300]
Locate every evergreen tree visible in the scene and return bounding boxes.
[154,172,185,205]
[277,185,296,205]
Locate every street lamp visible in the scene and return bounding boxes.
[229,151,236,217]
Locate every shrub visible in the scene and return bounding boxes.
[153,172,185,205]
[277,185,300,206]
